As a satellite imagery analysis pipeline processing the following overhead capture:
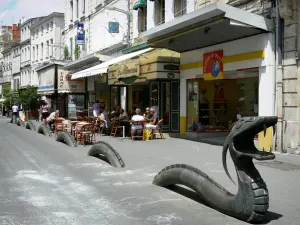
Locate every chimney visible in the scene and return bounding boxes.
[12,24,20,41]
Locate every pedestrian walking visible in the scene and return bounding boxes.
[12,103,19,123]
[92,100,100,117]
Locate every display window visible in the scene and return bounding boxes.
[187,70,259,133]
[68,94,85,118]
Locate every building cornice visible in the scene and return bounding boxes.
[30,12,64,30]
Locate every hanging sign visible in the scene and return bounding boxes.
[203,50,224,80]
[108,21,119,33]
[77,23,85,45]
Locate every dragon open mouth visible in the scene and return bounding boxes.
[223,116,277,184]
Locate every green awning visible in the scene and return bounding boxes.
[133,0,147,10]
[118,76,139,85]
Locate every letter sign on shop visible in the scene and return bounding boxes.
[203,50,224,80]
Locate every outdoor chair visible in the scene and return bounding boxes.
[76,123,96,145]
[151,119,164,139]
[110,119,123,137]
[54,118,65,136]
[130,121,145,141]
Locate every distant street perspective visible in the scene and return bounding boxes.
[1,0,300,224]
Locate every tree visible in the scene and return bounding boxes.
[2,87,19,109]
[64,46,71,60]
[74,44,81,60]
[19,85,40,111]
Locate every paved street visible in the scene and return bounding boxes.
[0,117,300,225]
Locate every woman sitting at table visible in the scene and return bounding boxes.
[145,108,158,130]
[97,110,111,129]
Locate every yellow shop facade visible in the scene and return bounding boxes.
[140,3,275,149]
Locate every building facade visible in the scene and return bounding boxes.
[0,24,20,95]
[29,12,65,88]
[64,0,131,115]
[20,17,44,88]
[132,0,300,152]
[11,42,21,91]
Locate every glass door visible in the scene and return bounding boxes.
[120,86,127,112]
[171,80,180,132]
[161,82,170,130]
[150,81,159,117]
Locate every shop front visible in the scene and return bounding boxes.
[57,67,86,119]
[37,64,56,111]
[108,49,180,132]
[37,63,86,118]
[140,3,275,148]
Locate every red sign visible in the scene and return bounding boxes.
[203,50,224,80]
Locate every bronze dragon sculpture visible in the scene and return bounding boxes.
[153,116,277,223]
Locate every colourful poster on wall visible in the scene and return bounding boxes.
[203,50,224,80]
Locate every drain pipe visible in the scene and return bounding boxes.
[273,0,284,152]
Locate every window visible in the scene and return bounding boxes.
[76,0,79,18]
[36,45,39,61]
[32,46,35,61]
[41,43,43,60]
[138,8,147,32]
[36,29,38,38]
[49,22,53,31]
[70,37,73,59]
[46,40,49,58]
[83,0,86,14]
[50,39,53,57]
[70,1,74,21]
[154,0,165,26]
[174,0,187,18]
[24,48,27,62]
[27,46,30,61]
[41,26,44,35]
[46,23,49,33]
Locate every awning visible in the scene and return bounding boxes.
[71,48,153,80]
[139,2,274,53]
[133,0,147,10]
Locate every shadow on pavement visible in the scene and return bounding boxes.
[166,184,283,224]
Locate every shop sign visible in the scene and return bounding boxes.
[77,23,85,45]
[203,50,224,80]
[108,21,119,33]
[37,66,55,93]
[116,61,140,79]
[58,70,85,93]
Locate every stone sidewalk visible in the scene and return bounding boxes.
[80,134,300,225]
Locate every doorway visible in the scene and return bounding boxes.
[150,80,180,132]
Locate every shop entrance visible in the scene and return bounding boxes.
[150,80,180,133]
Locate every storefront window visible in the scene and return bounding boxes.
[187,71,258,133]
[68,94,85,118]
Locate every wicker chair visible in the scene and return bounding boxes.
[131,121,144,141]
[151,119,164,139]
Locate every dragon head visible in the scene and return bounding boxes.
[223,116,277,184]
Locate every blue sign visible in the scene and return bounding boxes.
[77,23,85,45]
[108,22,119,33]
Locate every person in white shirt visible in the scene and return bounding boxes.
[131,108,145,131]
[46,110,59,127]
[12,104,19,117]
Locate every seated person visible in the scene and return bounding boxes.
[119,108,129,121]
[145,108,158,130]
[143,107,151,120]
[131,108,145,135]
[45,110,60,127]
[97,110,111,129]
[118,108,129,135]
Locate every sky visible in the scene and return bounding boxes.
[0,0,64,26]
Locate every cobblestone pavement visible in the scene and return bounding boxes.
[1,118,300,225]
